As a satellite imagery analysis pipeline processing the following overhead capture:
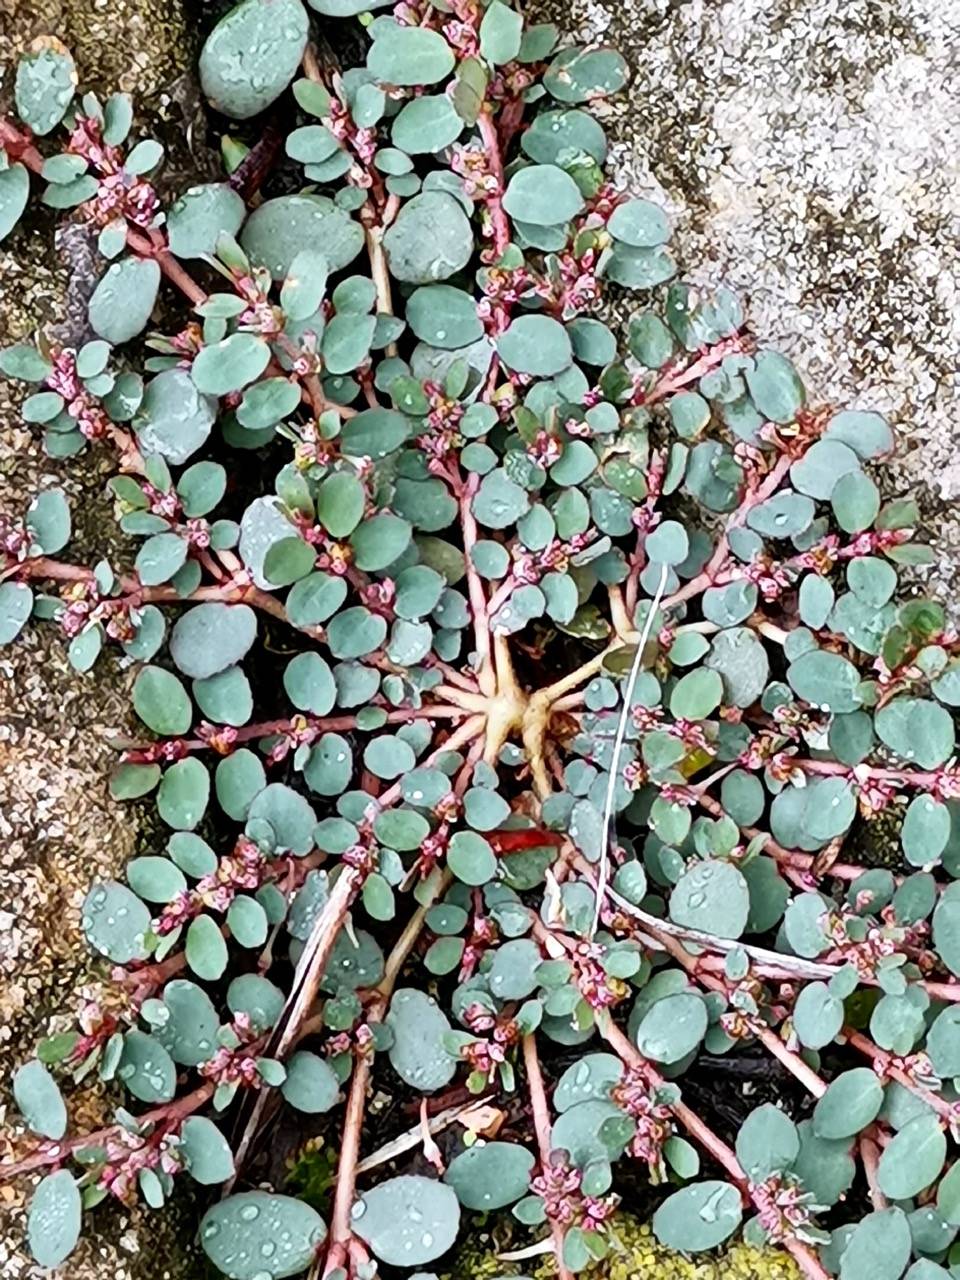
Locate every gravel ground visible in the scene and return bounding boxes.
[1,0,959,1275]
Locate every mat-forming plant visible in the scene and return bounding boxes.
[1,4,957,1279]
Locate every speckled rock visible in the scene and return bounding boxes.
[1,0,190,96]
[0,3,204,1278]
[534,0,960,599]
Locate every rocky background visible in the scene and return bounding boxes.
[0,2,207,1276]
[0,0,957,1274]
[547,0,960,591]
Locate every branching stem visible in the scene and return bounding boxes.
[1,1083,215,1178]
[599,1020,830,1280]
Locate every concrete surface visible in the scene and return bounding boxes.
[534,0,960,595]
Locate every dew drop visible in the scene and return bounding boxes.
[240,1204,260,1221]
[351,1199,367,1220]
[421,1232,434,1248]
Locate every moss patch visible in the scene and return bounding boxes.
[442,1215,802,1279]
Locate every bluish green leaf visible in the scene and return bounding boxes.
[27,1171,81,1267]
[199,0,308,119]
[88,257,161,344]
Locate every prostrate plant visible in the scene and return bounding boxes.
[0,5,956,1280]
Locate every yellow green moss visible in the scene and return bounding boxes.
[442,1215,802,1280]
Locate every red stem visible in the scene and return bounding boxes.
[477,108,510,259]
[522,1034,575,1280]
[119,704,469,757]
[1,1083,214,1178]
[845,1029,954,1120]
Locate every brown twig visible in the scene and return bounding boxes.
[230,869,361,1175]
[321,872,452,1275]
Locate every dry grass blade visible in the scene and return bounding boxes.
[591,562,669,938]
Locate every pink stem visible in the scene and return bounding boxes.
[697,794,865,881]
[659,453,794,615]
[860,1135,888,1210]
[477,108,510,258]
[1,1083,215,1178]
[845,1029,954,1120]
[367,715,487,817]
[639,913,828,1098]
[427,660,483,694]
[640,336,748,406]
[795,758,951,789]
[119,705,469,756]
[522,1034,575,1280]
